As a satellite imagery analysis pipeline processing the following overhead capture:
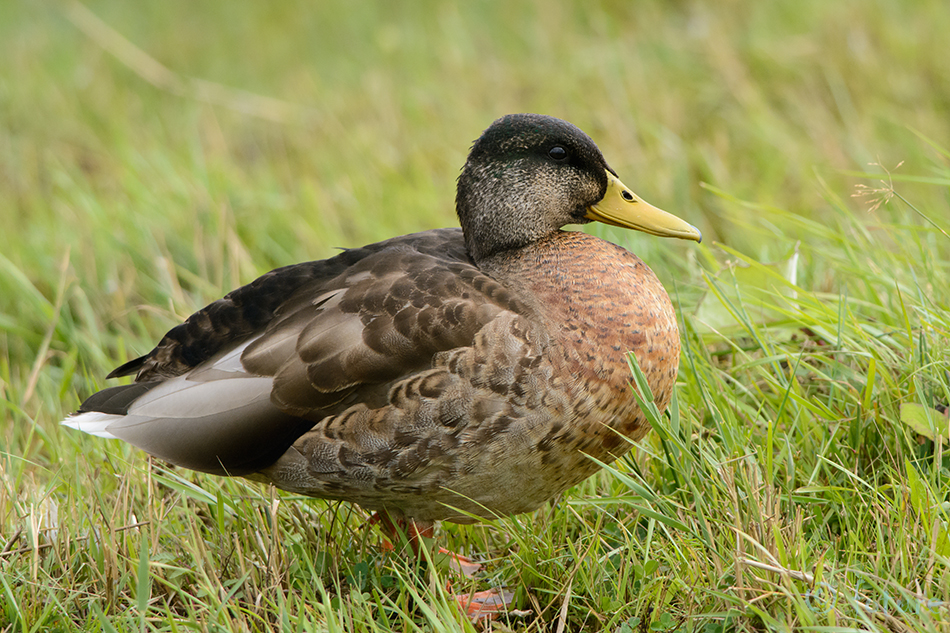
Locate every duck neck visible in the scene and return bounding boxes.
[472,230,570,282]
[456,166,578,262]
[474,230,598,296]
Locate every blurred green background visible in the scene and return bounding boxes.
[4,0,948,272]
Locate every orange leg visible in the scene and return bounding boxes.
[369,512,519,621]
[451,584,516,621]
[368,511,435,555]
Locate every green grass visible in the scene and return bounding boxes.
[3,0,950,630]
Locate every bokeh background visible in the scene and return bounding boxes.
[5,1,948,280]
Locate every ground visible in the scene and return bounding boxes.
[2,1,950,631]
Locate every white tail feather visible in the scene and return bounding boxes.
[61,411,123,439]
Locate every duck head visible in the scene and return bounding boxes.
[456,113,702,262]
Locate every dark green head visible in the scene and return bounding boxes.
[456,114,610,261]
[456,114,701,262]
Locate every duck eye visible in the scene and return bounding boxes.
[548,146,568,161]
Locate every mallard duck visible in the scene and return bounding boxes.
[64,112,700,567]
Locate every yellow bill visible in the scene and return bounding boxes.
[586,171,702,242]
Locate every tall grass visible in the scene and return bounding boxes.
[2,0,950,631]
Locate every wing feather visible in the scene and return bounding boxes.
[71,229,537,482]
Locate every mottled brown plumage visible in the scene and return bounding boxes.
[65,113,700,528]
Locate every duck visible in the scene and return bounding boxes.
[64,113,700,611]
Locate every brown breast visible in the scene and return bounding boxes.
[491,230,680,449]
